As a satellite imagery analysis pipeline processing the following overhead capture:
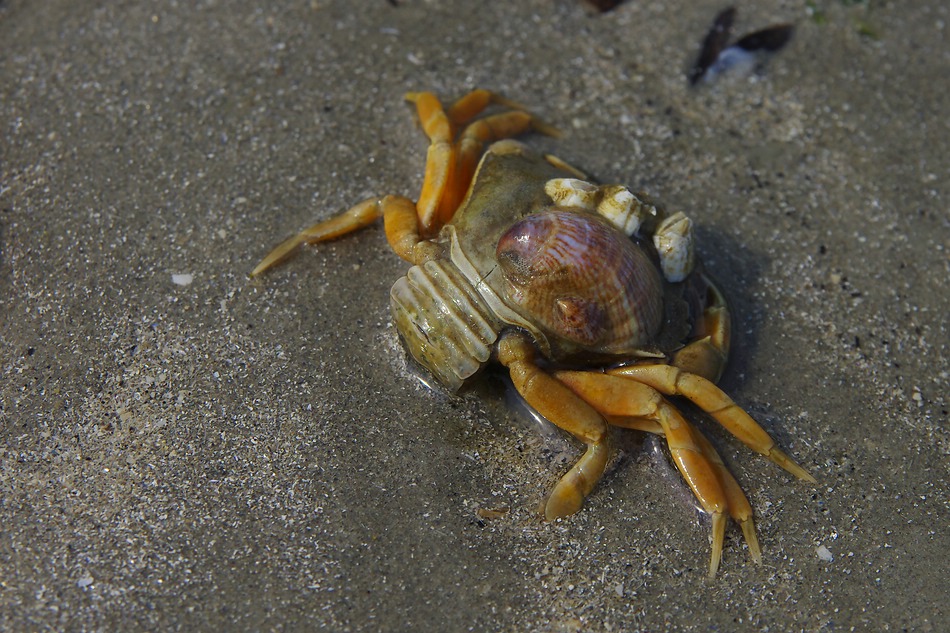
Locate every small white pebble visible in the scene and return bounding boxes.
[816,545,834,562]
[172,273,194,286]
[77,573,94,588]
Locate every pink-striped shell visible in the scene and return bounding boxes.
[495,209,664,356]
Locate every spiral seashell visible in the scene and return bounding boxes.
[495,209,664,355]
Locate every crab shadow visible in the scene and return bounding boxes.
[692,220,770,395]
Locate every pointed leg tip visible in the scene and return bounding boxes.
[740,518,763,564]
[249,259,271,278]
[708,512,726,578]
[535,119,562,138]
[250,259,272,278]
[783,462,817,484]
[768,447,817,483]
[251,234,309,277]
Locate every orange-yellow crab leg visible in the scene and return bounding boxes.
[446,89,531,126]
[404,91,459,235]
[689,423,762,567]
[604,415,762,563]
[407,90,561,227]
[609,412,760,563]
[250,197,385,276]
[497,333,611,520]
[446,90,559,136]
[380,194,445,265]
[609,364,816,483]
[250,193,438,276]
[447,110,560,214]
[253,89,481,275]
[672,274,731,383]
[554,370,760,576]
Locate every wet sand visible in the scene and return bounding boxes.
[2,1,947,630]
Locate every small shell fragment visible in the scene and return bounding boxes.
[476,507,510,520]
[171,273,194,286]
[688,6,795,84]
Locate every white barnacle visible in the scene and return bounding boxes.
[597,185,646,236]
[653,212,695,282]
[544,178,599,210]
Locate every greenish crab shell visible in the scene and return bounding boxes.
[390,141,682,392]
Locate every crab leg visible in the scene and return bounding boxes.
[446,90,559,139]
[449,111,559,212]
[250,197,385,276]
[688,423,762,568]
[670,273,731,383]
[251,193,441,276]
[609,364,816,483]
[554,370,760,576]
[445,89,533,126]
[404,92,457,234]
[497,333,611,520]
[381,194,459,265]
[407,90,560,228]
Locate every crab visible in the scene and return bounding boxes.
[251,90,815,576]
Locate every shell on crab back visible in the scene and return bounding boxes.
[452,142,676,359]
[495,210,664,355]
